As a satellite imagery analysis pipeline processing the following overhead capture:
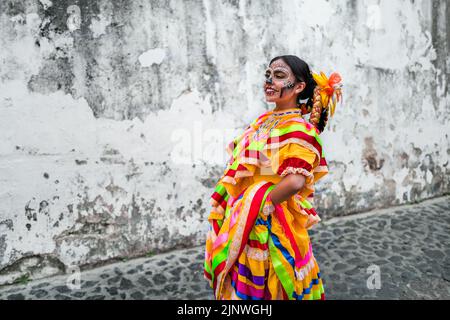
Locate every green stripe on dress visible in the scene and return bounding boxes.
[298,198,313,209]
[248,228,269,244]
[271,124,323,147]
[224,202,231,219]
[247,140,267,151]
[214,183,227,196]
[268,236,295,299]
[204,258,212,274]
[211,241,230,271]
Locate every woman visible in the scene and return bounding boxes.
[204,55,342,300]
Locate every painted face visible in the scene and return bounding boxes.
[263,59,297,101]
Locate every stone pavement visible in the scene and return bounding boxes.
[0,195,449,300]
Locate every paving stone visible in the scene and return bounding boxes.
[106,287,119,296]
[30,289,48,298]
[130,291,144,300]
[119,278,134,290]
[156,260,167,266]
[153,274,167,286]
[86,295,105,300]
[55,285,71,294]
[7,293,24,300]
[107,275,121,285]
[423,249,445,260]
[32,282,50,290]
[168,266,184,278]
[137,276,152,287]
[92,286,102,293]
[72,291,86,298]
[81,281,97,289]
[334,263,348,271]
[164,283,178,292]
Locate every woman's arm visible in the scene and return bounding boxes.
[269,174,306,205]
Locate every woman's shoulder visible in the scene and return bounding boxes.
[266,114,325,163]
[275,113,319,132]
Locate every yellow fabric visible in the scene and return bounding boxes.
[248,144,317,200]
[221,140,319,200]
[270,143,317,175]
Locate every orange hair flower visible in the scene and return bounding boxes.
[312,71,343,117]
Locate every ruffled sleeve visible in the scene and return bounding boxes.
[269,140,328,201]
[271,143,317,179]
[268,141,328,229]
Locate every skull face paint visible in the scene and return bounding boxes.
[264,59,297,100]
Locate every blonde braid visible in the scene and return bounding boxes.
[309,71,343,133]
[308,86,329,133]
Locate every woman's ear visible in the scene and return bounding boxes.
[295,81,306,94]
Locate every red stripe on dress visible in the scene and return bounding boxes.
[238,182,274,258]
[224,164,250,178]
[237,164,248,170]
[211,192,224,203]
[243,149,261,159]
[266,131,322,156]
[213,260,226,285]
[212,220,220,234]
[219,198,227,210]
[274,204,303,269]
[248,239,268,250]
[276,157,313,175]
[303,207,317,216]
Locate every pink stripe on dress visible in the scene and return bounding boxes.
[296,242,313,268]
[213,233,229,251]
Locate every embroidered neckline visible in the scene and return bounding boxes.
[268,108,302,117]
[252,108,303,133]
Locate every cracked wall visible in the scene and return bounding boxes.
[0,0,449,285]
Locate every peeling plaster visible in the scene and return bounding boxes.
[138,48,166,67]
[89,13,111,38]
[39,0,53,10]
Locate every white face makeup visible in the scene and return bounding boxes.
[264,60,297,100]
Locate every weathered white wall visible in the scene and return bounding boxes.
[0,0,448,284]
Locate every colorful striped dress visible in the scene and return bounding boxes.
[204,108,329,300]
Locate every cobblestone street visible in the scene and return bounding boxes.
[1,196,449,300]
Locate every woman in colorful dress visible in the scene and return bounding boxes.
[204,55,342,300]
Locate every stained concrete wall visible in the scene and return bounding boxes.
[0,0,448,284]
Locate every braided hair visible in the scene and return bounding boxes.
[269,55,329,133]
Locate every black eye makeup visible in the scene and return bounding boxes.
[264,70,289,80]
[274,71,287,79]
